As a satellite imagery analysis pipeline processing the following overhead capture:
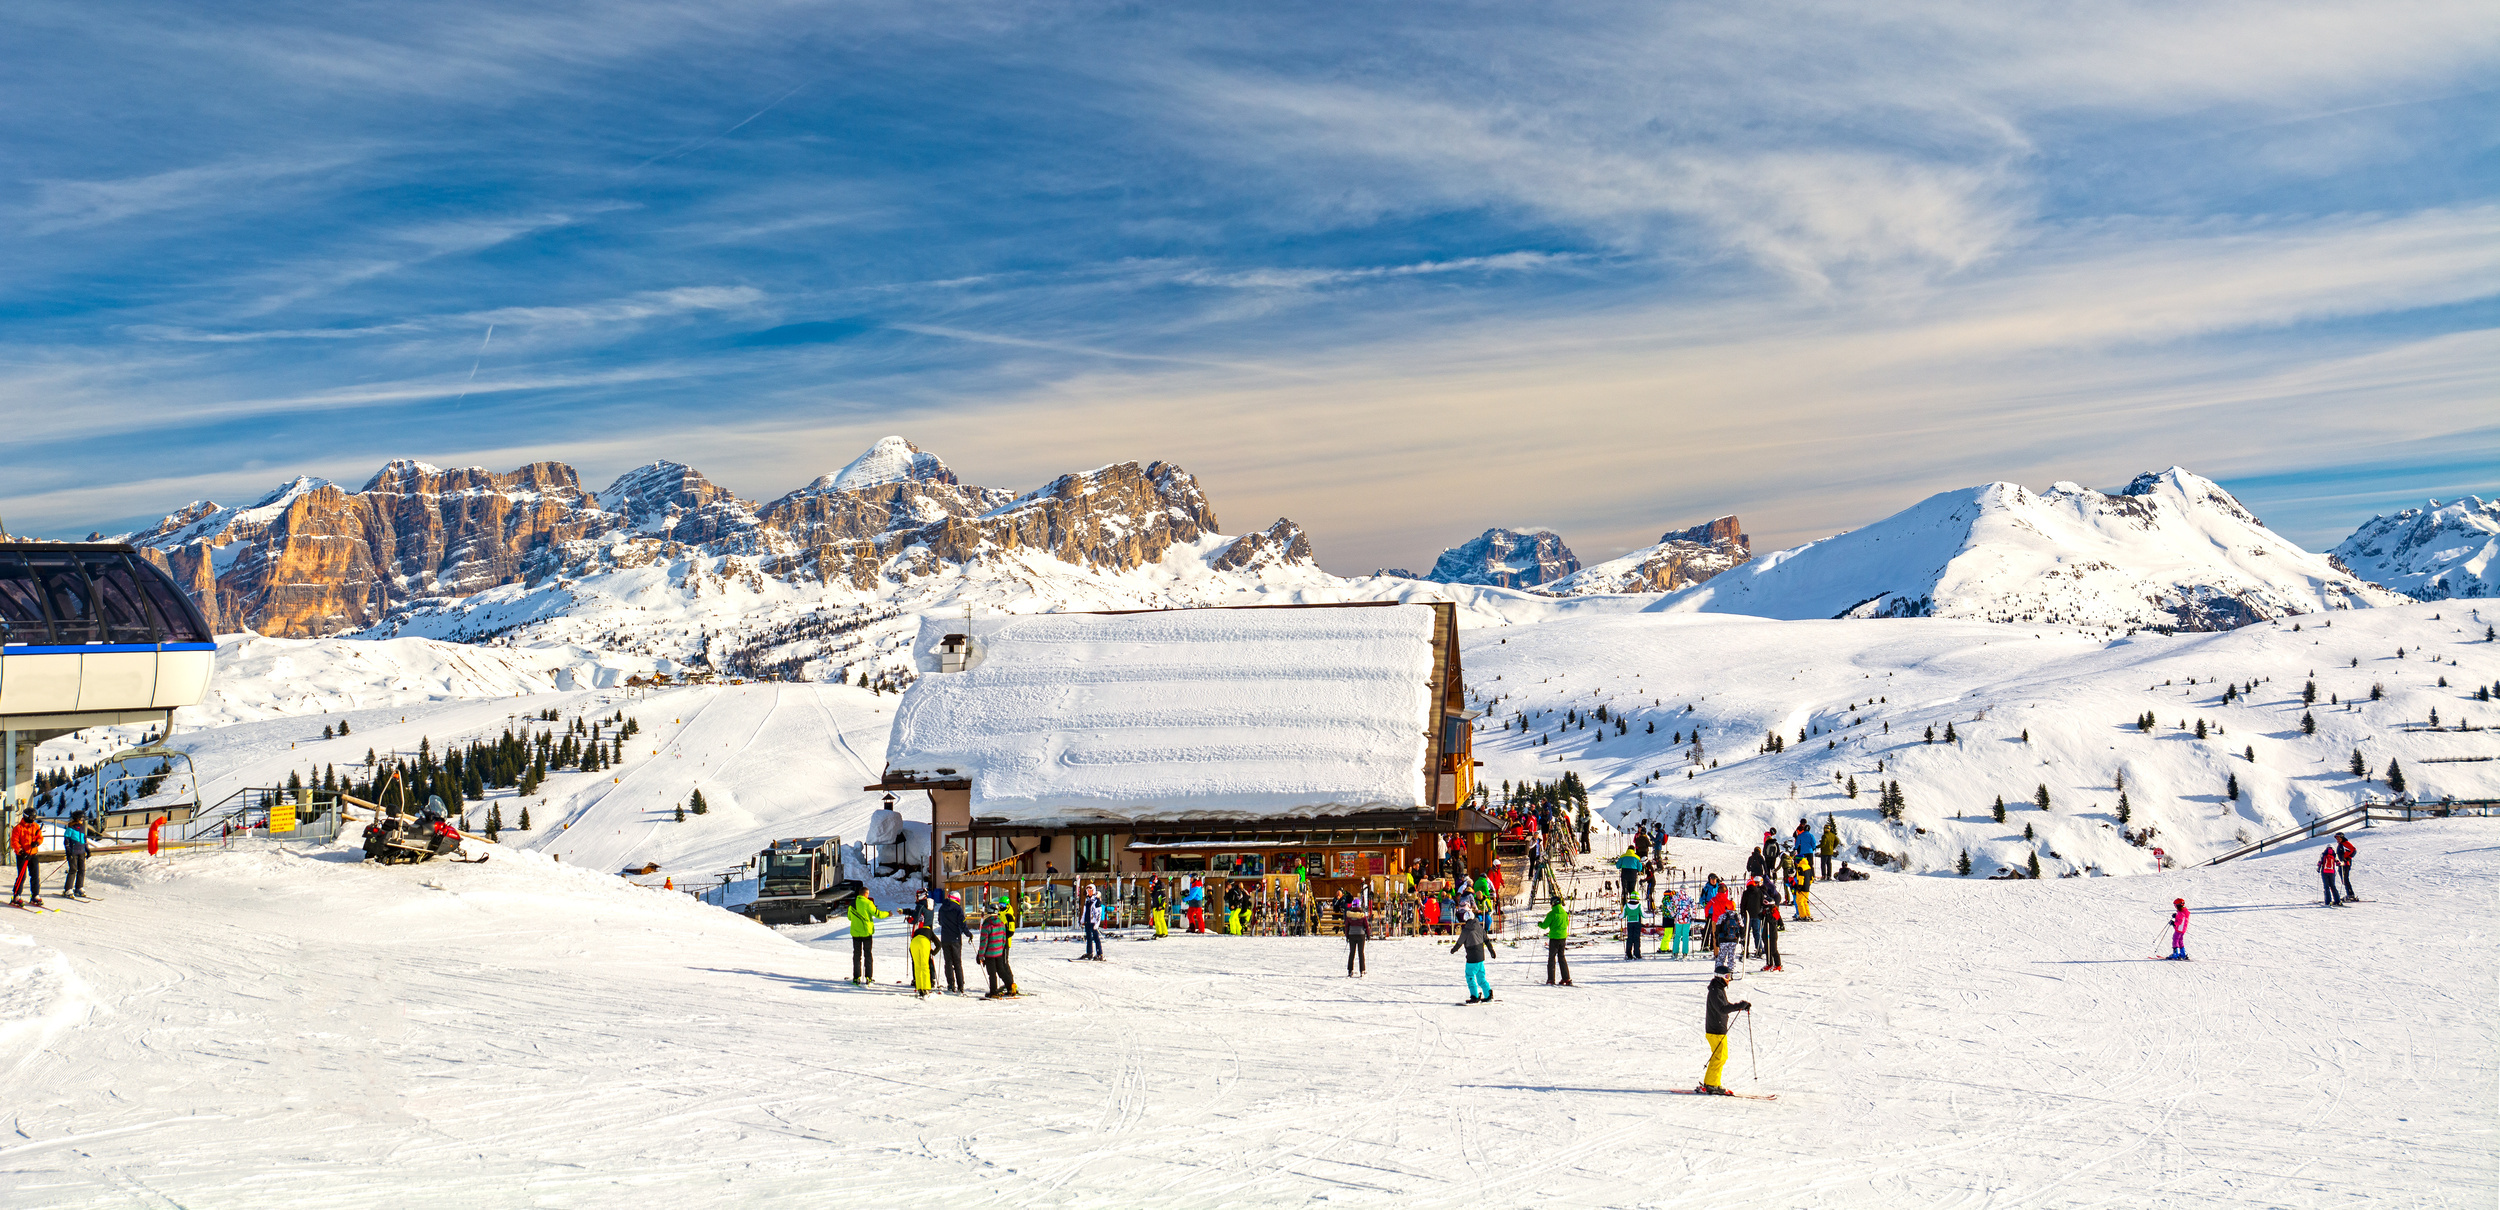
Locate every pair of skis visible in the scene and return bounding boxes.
[1666,1088,1779,1101]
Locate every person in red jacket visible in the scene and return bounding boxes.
[9,812,44,908]
[2333,833,2357,902]
[2165,898,2191,960]
[2317,845,2342,908]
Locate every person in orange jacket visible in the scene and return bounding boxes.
[10,811,45,908]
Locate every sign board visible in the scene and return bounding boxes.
[268,799,296,834]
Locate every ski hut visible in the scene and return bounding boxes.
[869,602,1490,906]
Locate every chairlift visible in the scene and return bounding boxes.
[82,742,202,835]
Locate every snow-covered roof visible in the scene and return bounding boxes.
[882,605,1439,824]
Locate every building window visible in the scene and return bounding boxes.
[1074,833,1110,873]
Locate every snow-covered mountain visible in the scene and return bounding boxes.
[1649,469,2403,631]
[1417,528,1580,588]
[1542,515,1750,596]
[2331,497,2498,601]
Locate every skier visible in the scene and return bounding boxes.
[1451,907,1498,1002]
[978,901,1016,997]
[908,919,938,999]
[8,812,42,908]
[1344,895,1370,977]
[1623,895,1644,960]
[1183,878,1206,933]
[1666,887,1694,957]
[1616,846,1641,898]
[1820,818,1840,880]
[847,890,891,985]
[59,813,90,900]
[1150,878,1170,938]
[1541,896,1572,984]
[2166,898,2191,960]
[1079,887,1106,960]
[2334,832,2357,901]
[938,891,970,993]
[1791,852,1813,922]
[2317,845,2342,907]
[1711,903,1745,976]
[1697,970,1753,1096]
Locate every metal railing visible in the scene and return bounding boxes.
[2205,798,2498,865]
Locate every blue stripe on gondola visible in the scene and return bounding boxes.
[0,643,221,654]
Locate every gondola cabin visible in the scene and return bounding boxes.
[871,601,1490,902]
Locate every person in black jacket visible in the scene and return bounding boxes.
[1699,973,1752,1094]
[937,892,970,994]
[1740,877,1783,971]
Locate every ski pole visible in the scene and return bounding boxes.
[1746,1009,1757,1080]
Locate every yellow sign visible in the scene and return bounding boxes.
[269,799,297,833]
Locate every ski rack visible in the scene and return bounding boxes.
[2204,798,2499,865]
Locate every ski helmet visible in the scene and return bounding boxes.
[2173,898,2185,906]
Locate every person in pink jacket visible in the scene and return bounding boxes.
[2165,898,2191,960]
[2317,845,2343,908]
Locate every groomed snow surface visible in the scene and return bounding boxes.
[0,820,2490,1207]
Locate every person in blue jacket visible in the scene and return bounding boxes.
[1615,847,1641,899]
[60,813,92,900]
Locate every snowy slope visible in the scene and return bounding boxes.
[2332,496,2499,601]
[1652,468,2401,630]
[1466,601,2500,873]
[180,632,666,727]
[0,814,2487,1205]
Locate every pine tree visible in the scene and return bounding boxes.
[322,724,334,740]
[1923,724,1935,744]
[2225,773,2239,800]
[2386,759,2406,795]
[1992,795,2006,824]
[2243,745,2255,762]
[2116,791,2131,825]
[2020,729,2029,743]
[2194,718,2208,740]
[2023,820,2035,841]
[1845,775,1859,799]
[674,802,687,822]
[2034,784,2051,811]
[518,805,532,831]
[1957,849,1972,875]
[2026,852,2041,879]
[1944,722,1957,743]
[338,719,351,736]
[691,789,709,815]
[486,805,503,839]
[2350,749,2367,779]
[2301,712,2316,736]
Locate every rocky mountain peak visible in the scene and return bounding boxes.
[808,436,959,494]
[2330,496,2498,602]
[1542,515,1751,596]
[1423,528,1580,589]
[1211,519,1317,573]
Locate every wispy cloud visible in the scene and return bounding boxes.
[23,153,360,233]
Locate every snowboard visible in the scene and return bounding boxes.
[1667,1088,1778,1101]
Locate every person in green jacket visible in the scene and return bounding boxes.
[1541,899,1573,985]
[848,892,891,985]
[1623,897,1645,960]
[1819,818,1841,880]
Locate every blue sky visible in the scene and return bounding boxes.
[2,1,2493,571]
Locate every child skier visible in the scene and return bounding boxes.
[909,919,938,998]
[1712,904,1745,976]
[2317,845,2342,907]
[1666,889,1693,957]
[1698,971,1752,1095]
[1451,907,1498,1002]
[1623,896,1644,960]
[2166,898,2191,960]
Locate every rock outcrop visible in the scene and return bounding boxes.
[1542,516,1751,595]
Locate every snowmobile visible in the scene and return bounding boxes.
[354,788,473,865]
[738,836,864,925]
